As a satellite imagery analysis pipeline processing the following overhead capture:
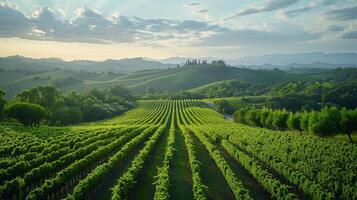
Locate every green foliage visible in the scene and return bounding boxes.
[11,85,133,125]
[0,90,5,119]
[340,108,357,143]
[234,106,355,140]
[234,107,289,131]
[5,102,46,127]
[272,109,289,131]
[300,111,310,133]
[309,107,341,137]
[287,112,302,133]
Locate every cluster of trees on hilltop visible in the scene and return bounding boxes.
[233,106,357,143]
[0,85,134,126]
[183,59,226,66]
[184,59,208,65]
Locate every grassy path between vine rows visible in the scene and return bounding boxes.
[230,142,307,199]
[190,132,235,200]
[219,147,271,200]
[168,128,193,200]
[127,126,170,199]
[93,134,151,200]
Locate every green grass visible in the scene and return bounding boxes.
[93,139,149,200]
[219,147,271,200]
[191,132,235,200]
[127,126,170,199]
[168,129,194,200]
[332,133,357,143]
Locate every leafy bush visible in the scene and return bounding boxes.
[6,102,46,127]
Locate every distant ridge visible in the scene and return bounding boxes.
[0,56,173,73]
[158,52,357,69]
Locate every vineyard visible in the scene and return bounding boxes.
[0,99,356,200]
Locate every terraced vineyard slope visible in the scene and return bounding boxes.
[0,100,356,200]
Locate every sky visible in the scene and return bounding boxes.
[0,0,357,60]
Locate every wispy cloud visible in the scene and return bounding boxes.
[325,5,357,21]
[277,0,338,19]
[223,0,299,20]
[187,2,200,6]
[197,9,208,13]
[342,30,357,39]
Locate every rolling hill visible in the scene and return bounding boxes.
[1,64,303,97]
[0,56,172,73]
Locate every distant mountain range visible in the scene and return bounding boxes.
[1,52,357,73]
[157,52,357,69]
[0,56,173,73]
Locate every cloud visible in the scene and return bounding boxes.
[329,25,344,32]
[187,2,200,6]
[342,30,357,39]
[197,24,319,47]
[224,0,299,20]
[0,3,320,48]
[278,0,338,18]
[326,5,357,21]
[0,3,32,37]
[198,9,208,13]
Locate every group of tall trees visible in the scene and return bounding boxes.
[1,85,134,126]
[184,59,208,65]
[233,106,357,143]
[183,59,227,66]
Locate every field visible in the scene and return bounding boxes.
[0,100,356,200]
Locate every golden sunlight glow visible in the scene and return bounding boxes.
[0,38,175,60]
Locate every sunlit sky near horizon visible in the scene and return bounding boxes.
[1,0,357,60]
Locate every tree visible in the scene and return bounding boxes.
[211,60,226,66]
[233,107,249,124]
[258,108,270,128]
[222,107,235,115]
[6,102,46,127]
[146,87,155,95]
[300,111,310,133]
[287,112,302,134]
[309,107,341,137]
[340,108,357,143]
[109,85,131,99]
[245,108,261,127]
[272,110,289,131]
[0,90,5,119]
[217,100,230,113]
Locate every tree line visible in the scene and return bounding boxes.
[233,106,357,143]
[0,85,134,127]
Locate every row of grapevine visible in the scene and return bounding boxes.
[25,126,154,200]
[192,123,356,199]
[189,128,252,200]
[153,113,176,200]
[180,126,206,200]
[65,126,159,199]
[110,99,173,200]
[111,124,167,200]
[221,139,299,199]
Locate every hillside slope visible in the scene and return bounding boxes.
[0,65,306,97]
[125,65,301,94]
